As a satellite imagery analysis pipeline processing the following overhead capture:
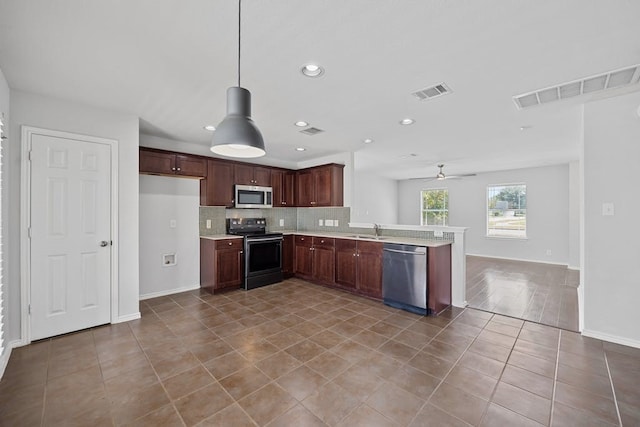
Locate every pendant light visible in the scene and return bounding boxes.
[210,0,265,158]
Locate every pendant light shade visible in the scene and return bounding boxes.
[210,87,265,158]
[210,0,266,158]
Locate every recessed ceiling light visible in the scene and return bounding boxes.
[400,118,415,125]
[301,64,324,77]
[295,147,306,151]
[363,138,374,144]
[203,125,216,131]
[295,121,308,127]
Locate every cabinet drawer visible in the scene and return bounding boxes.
[295,235,313,247]
[215,238,243,250]
[313,237,335,249]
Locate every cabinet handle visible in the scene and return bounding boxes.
[228,242,233,246]
[171,167,176,171]
[240,251,243,254]
[321,240,324,243]
[177,167,181,171]
[353,253,356,257]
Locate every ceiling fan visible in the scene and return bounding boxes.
[412,164,476,181]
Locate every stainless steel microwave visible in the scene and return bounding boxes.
[234,185,273,208]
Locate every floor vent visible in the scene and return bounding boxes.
[513,64,640,109]
[412,82,452,101]
[300,127,324,135]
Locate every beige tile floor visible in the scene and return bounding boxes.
[1,278,637,426]
[466,256,579,331]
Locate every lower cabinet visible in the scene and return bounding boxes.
[335,239,383,299]
[294,235,335,285]
[282,235,294,278]
[428,245,452,315]
[200,238,244,293]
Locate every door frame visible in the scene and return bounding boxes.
[20,126,119,344]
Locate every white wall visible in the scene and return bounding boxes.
[568,160,580,269]
[398,164,571,264]
[352,171,398,224]
[582,91,640,346]
[7,90,140,342]
[139,175,200,298]
[0,68,10,368]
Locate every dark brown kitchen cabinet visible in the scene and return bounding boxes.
[200,159,235,207]
[200,238,244,293]
[335,239,382,299]
[294,235,335,284]
[282,235,294,278]
[139,148,206,178]
[271,169,296,207]
[296,164,344,207]
[234,164,271,186]
[428,245,452,315]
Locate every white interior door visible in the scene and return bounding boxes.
[29,133,112,340]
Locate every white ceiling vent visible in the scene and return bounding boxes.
[412,83,452,101]
[300,127,324,136]
[513,64,640,109]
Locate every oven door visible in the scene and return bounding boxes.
[245,236,283,280]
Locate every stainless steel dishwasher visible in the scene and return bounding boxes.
[382,243,427,315]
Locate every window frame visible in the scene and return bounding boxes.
[486,182,527,239]
[420,188,449,226]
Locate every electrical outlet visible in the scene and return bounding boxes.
[602,202,615,216]
[546,249,552,256]
[170,219,177,228]
[206,219,211,229]
[318,219,323,226]
[434,230,444,237]
[325,219,334,226]
[334,220,339,227]
[279,219,284,227]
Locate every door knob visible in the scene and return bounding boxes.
[100,241,109,247]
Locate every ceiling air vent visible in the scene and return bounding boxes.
[513,64,640,109]
[412,82,452,101]
[300,127,324,135]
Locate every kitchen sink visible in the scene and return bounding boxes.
[346,235,388,240]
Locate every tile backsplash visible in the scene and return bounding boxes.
[199,206,454,242]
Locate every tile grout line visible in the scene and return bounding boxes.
[603,351,623,427]
[548,329,562,427]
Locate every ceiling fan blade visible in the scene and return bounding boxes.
[409,177,438,181]
[444,173,477,179]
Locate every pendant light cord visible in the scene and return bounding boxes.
[238,0,241,87]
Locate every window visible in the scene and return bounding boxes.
[421,189,448,226]
[487,184,526,238]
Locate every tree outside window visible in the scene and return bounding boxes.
[487,184,526,238]
[421,189,448,226]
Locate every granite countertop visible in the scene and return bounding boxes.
[200,231,452,247]
[279,230,453,247]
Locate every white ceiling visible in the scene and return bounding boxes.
[1,0,639,179]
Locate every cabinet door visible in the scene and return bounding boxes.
[175,154,206,178]
[313,246,335,284]
[234,164,254,185]
[294,236,313,277]
[428,245,452,315]
[271,169,285,207]
[253,167,271,186]
[283,171,296,206]
[335,240,357,289]
[202,160,234,207]
[313,167,333,206]
[139,149,175,175]
[296,170,314,207]
[282,235,294,277]
[216,247,243,289]
[356,241,383,299]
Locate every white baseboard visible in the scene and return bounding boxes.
[139,284,200,301]
[452,300,468,309]
[466,253,569,267]
[568,265,580,271]
[114,312,141,323]
[582,329,640,349]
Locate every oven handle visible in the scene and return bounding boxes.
[246,236,283,243]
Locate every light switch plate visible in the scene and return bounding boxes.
[170,219,177,228]
[434,230,444,237]
[602,202,615,216]
[279,219,284,227]
[319,219,323,226]
[325,219,334,226]
[206,219,212,229]
[334,220,339,227]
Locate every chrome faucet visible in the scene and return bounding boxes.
[373,223,381,237]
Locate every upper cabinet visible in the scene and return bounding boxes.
[296,164,344,207]
[234,164,271,186]
[139,148,207,178]
[271,169,296,207]
[201,159,235,207]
